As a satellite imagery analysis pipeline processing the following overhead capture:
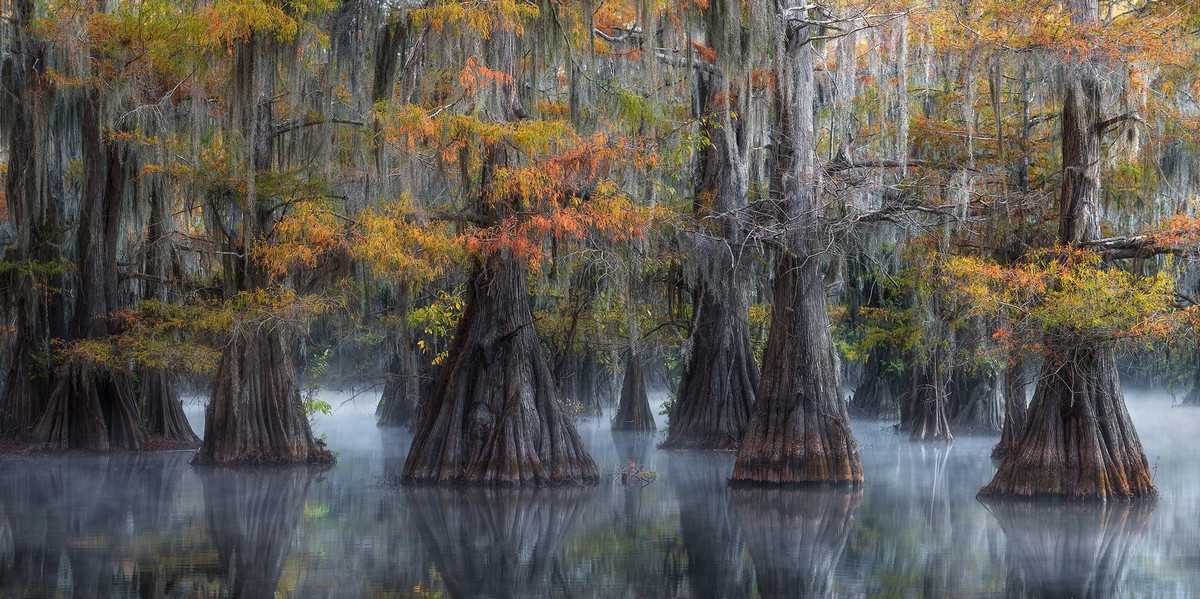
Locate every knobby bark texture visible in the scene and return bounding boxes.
[731,1,862,485]
[981,0,1155,500]
[982,498,1155,598]
[401,252,599,485]
[662,0,760,450]
[612,352,656,432]
[200,466,325,599]
[733,487,862,599]
[194,326,333,464]
[406,487,593,598]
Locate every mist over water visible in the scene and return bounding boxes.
[1,388,1197,597]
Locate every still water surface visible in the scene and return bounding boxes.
[0,389,1197,598]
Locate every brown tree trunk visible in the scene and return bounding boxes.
[402,251,599,484]
[733,487,862,599]
[981,0,1155,499]
[194,326,333,464]
[903,353,954,442]
[377,283,420,427]
[30,91,147,451]
[980,344,1155,500]
[612,351,656,432]
[662,0,759,450]
[731,1,862,485]
[992,357,1029,459]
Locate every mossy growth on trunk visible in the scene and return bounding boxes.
[193,326,333,465]
[980,343,1156,500]
[612,351,656,432]
[401,251,599,485]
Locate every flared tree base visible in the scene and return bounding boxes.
[194,328,334,466]
[140,368,201,449]
[980,343,1155,501]
[29,361,147,452]
[401,252,598,486]
[612,352,656,432]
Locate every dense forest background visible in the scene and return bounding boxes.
[1,0,1199,497]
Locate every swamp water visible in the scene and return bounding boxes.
[0,389,1197,598]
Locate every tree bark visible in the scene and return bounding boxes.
[377,283,421,427]
[612,351,656,432]
[402,251,599,485]
[992,357,1029,459]
[662,0,760,450]
[980,0,1155,500]
[902,353,954,442]
[731,1,862,485]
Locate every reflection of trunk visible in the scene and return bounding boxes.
[402,251,598,485]
[200,466,323,599]
[612,430,655,468]
[613,352,656,432]
[983,1,1154,500]
[980,343,1154,499]
[732,2,861,484]
[992,357,1028,459]
[733,487,862,599]
[982,499,1154,598]
[669,453,755,599]
[406,487,592,598]
[194,326,333,464]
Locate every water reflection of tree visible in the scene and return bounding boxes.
[669,453,755,599]
[982,499,1155,599]
[0,452,198,597]
[406,486,594,598]
[199,465,324,599]
[733,486,862,599]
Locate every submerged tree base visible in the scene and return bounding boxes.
[979,343,1155,501]
[401,252,598,486]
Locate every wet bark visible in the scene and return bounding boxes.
[733,487,862,599]
[669,453,755,599]
[731,2,862,485]
[982,498,1155,598]
[981,0,1155,500]
[195,326,334,464]
[199,466,324,599]
[406,487,593,598]
[613,352,656,432]
[980,344,1155,500]
[402,252,599,485]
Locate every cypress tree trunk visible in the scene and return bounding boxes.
[612,351,656,432]
[662,0,759,450]
[850,345,905,420]
[733,487,862,599]
[992,357,1028,459]
[402,251,599,484]
[30,91,147,451]
[902,353,954,442]
[731,1,862,485]
[1181,354,1200,406]
[981,0,1155,499]
[377,284,420,427]
[0,0,66,445]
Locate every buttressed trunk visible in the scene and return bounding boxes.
[731,1,862,485]
[402,251,599,485]
[662,0,759,450]
[612,351,656,432]
[981,0,1155,500]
